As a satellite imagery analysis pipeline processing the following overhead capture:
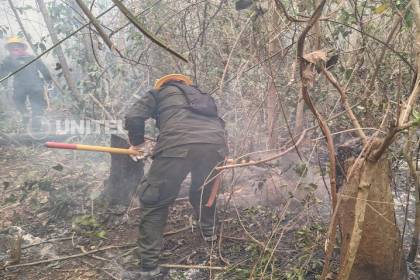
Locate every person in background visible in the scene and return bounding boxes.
[124,74,227,280]
[0,36,52,130]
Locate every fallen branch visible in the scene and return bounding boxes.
[163,226,191,236]
[82,260,120,280]
[0,203,19,213]
[216,128,307,170]
[22,237,73,250]
[4,244,134,270]
[160,263,225,271]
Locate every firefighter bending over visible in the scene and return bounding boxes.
[124,74,227,279]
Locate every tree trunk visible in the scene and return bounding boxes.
[407,180,420,262]
[405,127,420,263]
[101,134,144,206]
[338,151,407,280]
[266,79,279,148]
[36,0,80,98]
[294,96,305,134]
[266,2,280,149]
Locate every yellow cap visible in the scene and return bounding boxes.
[5,36,27,49]
[154,74,192,90]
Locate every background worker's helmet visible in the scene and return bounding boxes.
[5,36,27,50]
[154,74,193,90]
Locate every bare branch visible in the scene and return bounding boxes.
[74,0,118,53]
[296,0,337,208]
[111,0,188,63]
[322,69,367,143]
[398,0,420,125]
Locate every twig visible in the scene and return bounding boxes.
[163,226,191,236]
[217,219,230,265]
[175,250,197,265]
[219,12,254,93]
[4,244,134,270]
[160,263,225,270]
[109,0,163,37]
[324,19,414,73]
[322,69,367,144]
[232,200,266,249]
[78,245,110,262]
[22,237,72,249]
[111,0,188,62]
[75,0,120,54]
[222,236,247,241]
[296,0,337,210]
[369,50,419,162]
[216,129,307,170]
[399,0,420,124]
[320,196,342,280]
[0,203,19,213]
[82,260,119,280]
[76,0,121,55]
[88,93,114,120]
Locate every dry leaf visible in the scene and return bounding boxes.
[303,50,327,64]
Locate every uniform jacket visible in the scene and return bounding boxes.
[125,82,226,155]
[0,55,52,90]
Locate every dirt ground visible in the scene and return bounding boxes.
[0,142,334,280]
[1,140,418,279]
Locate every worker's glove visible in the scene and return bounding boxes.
[128,145,144,162]
[129,141,154,162]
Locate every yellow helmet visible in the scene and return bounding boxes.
[154,74,193,90]
[5,36,27,49]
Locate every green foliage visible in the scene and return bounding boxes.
[412,109,420,126]
[293,163,308,177]
[72,214,107,239]
[4,193,17,204]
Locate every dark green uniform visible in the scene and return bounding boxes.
[0,55,52,128]
[125,82,227,270]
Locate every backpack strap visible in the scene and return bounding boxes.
[147,89,160,119]
[154,82,191,115]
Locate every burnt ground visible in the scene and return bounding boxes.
[0,143,332,280]
[0,142,418,279]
